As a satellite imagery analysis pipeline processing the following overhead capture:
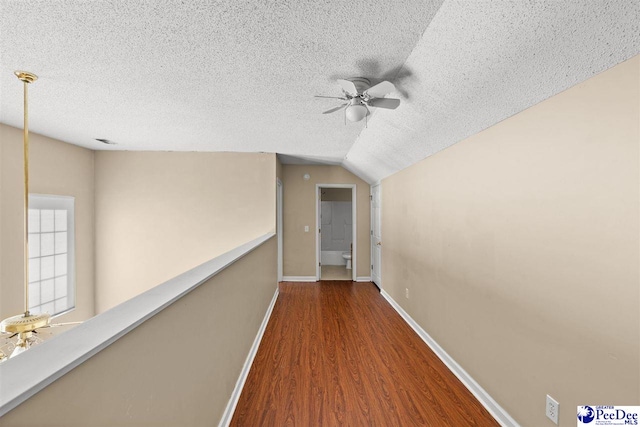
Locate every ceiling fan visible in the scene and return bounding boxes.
[315,78,401,122]
[0,71,81,362]
[0,320,81,361]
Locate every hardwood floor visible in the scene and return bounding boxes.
[231,281,499,426]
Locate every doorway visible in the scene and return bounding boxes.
[316,184,356,281]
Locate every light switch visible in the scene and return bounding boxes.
[304,225,309,232]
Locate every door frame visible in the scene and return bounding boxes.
[316,184,357,281]
[277,178,283,282]
[370,183,382,288]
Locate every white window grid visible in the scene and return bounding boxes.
[27,194,75,317]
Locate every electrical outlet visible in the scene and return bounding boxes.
[405,288,409,299]
[546,395,559,424]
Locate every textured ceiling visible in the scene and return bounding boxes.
[343,0,640,182]
[1,1,638,184]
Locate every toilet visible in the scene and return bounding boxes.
[342,252,352,270]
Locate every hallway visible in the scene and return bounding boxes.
[231,281,499,426]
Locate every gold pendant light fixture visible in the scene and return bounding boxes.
[0,71,51,358]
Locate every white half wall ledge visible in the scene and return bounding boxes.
[0,232,275,418]
[380,290,521,427]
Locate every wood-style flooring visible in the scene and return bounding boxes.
[231,281,499,426]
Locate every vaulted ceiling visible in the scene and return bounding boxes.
[1,1,638,183]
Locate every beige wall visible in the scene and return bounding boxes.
[0,236,277,427]
[276,156,283,183]
[94,151,276,313]
[282,165,370,278]
[382,56,639,426]
[0,124,95,322]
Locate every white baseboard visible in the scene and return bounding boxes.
[356,276,372,282]
[380,290,519,427]
[219,288,279,427]
[282,276,316,282]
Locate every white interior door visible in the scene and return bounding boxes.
[277,179,283,282]
[371,184,382,287]
[316,186,321,280]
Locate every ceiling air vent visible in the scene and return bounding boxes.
[95,138,116,145]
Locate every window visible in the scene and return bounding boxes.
[28,195,75,317]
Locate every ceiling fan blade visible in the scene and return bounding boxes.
[367,98,401,110]
[314,95,347,100]
[364,80,396,98]
[337,79,358,95]
[323,104,347,114]
[44,321,83,328]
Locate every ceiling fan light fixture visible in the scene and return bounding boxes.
[0,71,53,361]
[315,77,399,124]
[345,104,368,122]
